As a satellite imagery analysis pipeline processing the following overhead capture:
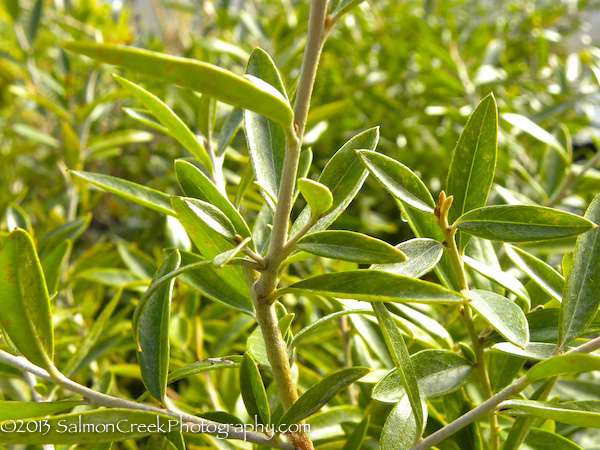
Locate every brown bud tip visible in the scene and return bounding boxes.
[234,234,243,243]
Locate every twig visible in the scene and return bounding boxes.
[0,350,291,448]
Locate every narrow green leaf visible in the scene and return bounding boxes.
[197,94,216,141]
[175,159,252,243]
[70,171,174,216]
[278,367,371,425]
[216,108,243,156]
[113,75,212,170]
[341,416,370,450]
[117,242,156,279]
[492,342,563,361]
[380,395,424,450]
[134,251,181,402]
[0,409,176,444]
[26,0,43,44]
[4,203,31,232]
[171,197,236,249]
[500,400,600,428]
[357,151,435,213]
[505,245,565,302]
[240,353,270,425]
[63,289,124,377]
[502,113,567,157]
[465,290,529,348]
[38,215,90,256]
[0,399,83,420]
[372,303,425,436]
[527,354,600,381]
[559,194,600,347]
[283,270,465,304]
[244,48,289,205]
[290,127,379,235]
[297,230,406,264]
[167,356,242,384]
[86,129,153,154]
[373,349,472,403]
[524,428,583,450]
[122,107,173,137]
[40,239,71,295]
[171,196,249,293]
[178,251,253,314]
[0,229,55,371]
[396,202,462,290]
[455,205,596,242]
[62,42,294,127]
[446,94,498,250]
[372,238,443,278]
[297,178,333,217]
[463,255,530,302]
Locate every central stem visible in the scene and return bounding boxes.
[251,2,329,449]
[436,192,499,450]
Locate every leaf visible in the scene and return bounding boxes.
[244,48,289,205]
[4,203,31,232]
[178,251,253,314]
[70,171,174,216]
[216,108,243,156]
[40,239,71,295]
[62,42,294,127]
[86,129,153,154]
[117,242,156,279]
[446,94,498,250]
[167,356,242,384]
[357,151,435,213]
[331,0,366,21]
[26,0,43,44]
[396,202,462,290]
[372,303,425,436]
[240,353,270,425]
[463,255,530,302]
[526,354,600,381]
[283,270,465,304]
[0,399,83,420]
[465,290,529,348]
[0,409,176,444]
[502,113,567,157]
[524,428,583,450]
[122,107,173,137]
[63,289,124,377]
[278,367,371,425]
[290,127,380,235]
[492,342,563,361]
[113,75,212,170]
[171,197,236,249]
[373,349,472,403]
[380,395,425,450]
[500,400,600,428]
[0,229,55,371]
[372,238,443,278]
[133,251,181,402]
[38,215,90,256]
[559,194,600,347]
[175,160,252,243]
[341,416,370,450]
[505,245,565,302]
[455,205,596,242]
[297,178,333,217]
[297,230,406,264]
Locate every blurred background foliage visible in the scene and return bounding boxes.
[1,0,600,447]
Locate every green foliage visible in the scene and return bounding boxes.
[1,1,600,449]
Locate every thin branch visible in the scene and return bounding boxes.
[0,350,292,449]
[412,335,600,450]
